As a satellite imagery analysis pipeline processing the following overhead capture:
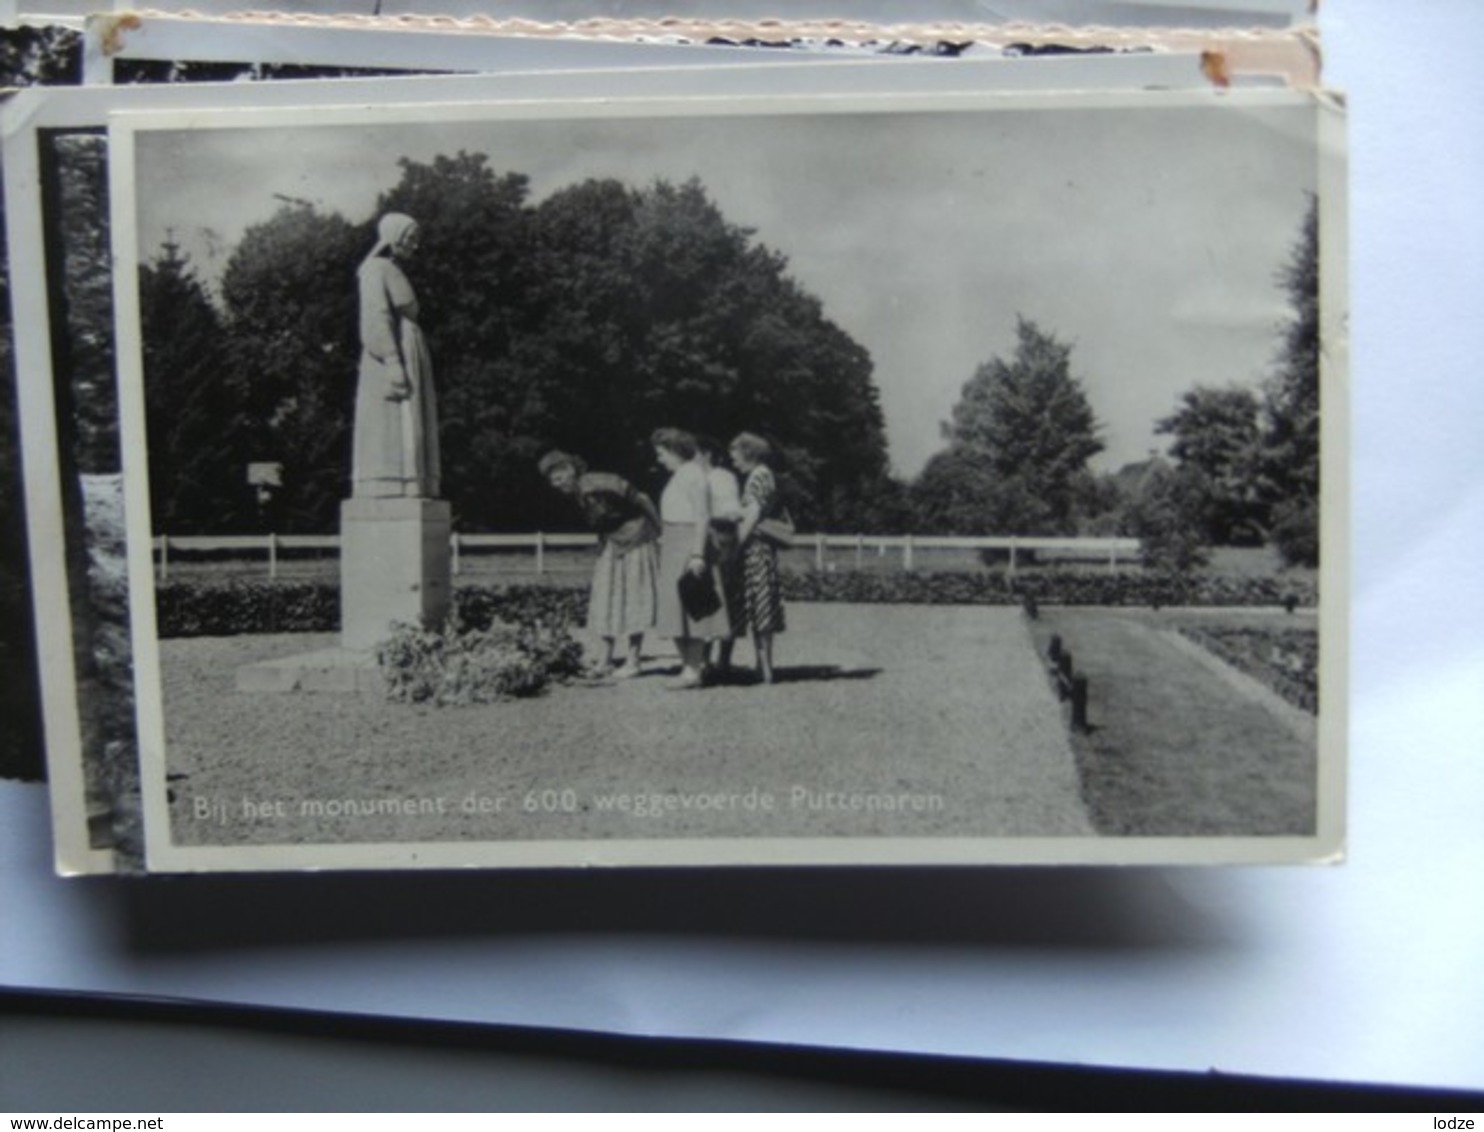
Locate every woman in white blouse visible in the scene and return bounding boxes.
[651,428,731,689]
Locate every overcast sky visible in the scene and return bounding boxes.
[133,94,1318,477]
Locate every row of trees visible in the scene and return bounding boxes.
[904,199,1321,569]
[135,150,1316,567]
[1138,199,1320,568]
[142,152,895,535]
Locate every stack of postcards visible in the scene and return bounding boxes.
[1,0,1345,875]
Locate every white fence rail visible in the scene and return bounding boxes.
[151,532,1142,581]
[802,533,1140,572]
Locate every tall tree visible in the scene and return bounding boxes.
[219,202,365,531]
[201,157,893,533]
[1260,197,1321,567]
[139,243,258,533]
[373,153,546,532]
[914,317,1104,535]
[1155,384,1265,545]
[369,164,891,532]
[528,176,892,532]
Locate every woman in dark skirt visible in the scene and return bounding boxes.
[728,432,786,684]
[540,450,659,678]
[696,435,743,677]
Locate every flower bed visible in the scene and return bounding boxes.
[1177,624,1319,713]
[377,618,585,706]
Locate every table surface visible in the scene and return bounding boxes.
[2,0,1483,1098]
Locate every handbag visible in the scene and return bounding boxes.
[677,568,722,621]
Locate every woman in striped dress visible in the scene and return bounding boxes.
[728,432,786,685]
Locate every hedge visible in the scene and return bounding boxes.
[155,570,1317,638]
[156,581,588,639]
[779,569,1317,609]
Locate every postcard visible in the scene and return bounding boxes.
[77,8,1319,88]
[4,73,1345,872]
[17,0,1315,30]
[12,60,1269,875]
[121,87,1345,870]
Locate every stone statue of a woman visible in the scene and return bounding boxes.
[353,212,440,499]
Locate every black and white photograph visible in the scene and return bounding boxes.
[101,89,1343,870]
[6,63,1289,877]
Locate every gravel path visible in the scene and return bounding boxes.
[161,603,1093,846]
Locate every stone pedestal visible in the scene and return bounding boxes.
[340,496,452,652]
[235,496,451,693]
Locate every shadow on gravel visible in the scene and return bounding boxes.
[625,664,883,686]
[771,665,882,685]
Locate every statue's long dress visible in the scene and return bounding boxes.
[353,256,440,499]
